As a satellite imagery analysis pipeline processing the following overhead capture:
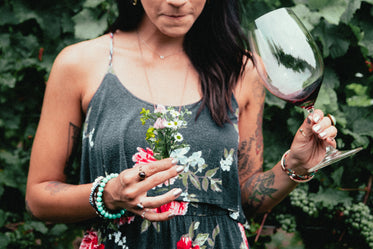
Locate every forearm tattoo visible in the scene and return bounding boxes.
[64,122,81,175]
[45,181,71,196]
[241,171,277,216]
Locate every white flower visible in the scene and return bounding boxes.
[164,120,176,129]
[220,153,233,171]
[170,147,190,165]
[187,151,205,172]
[180,192,191,202]
[169,109,180,118]
[174,132,183,142]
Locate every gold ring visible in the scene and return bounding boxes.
[327,114,336,126]
[299,128,307,137]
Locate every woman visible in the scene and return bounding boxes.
[26,0,337,248]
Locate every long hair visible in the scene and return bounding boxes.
[109,0,251,127]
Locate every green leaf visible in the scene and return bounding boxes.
[141,220,151,233]
[313,22,350,58]
[49,224,68,236]
[194,233,209,246]
[358,15,373,57]
[346,83,373,107]
[0,233,10,249]
[189,174,201,190]
[212,225,220,240]
[26,221,49,234]
[202,178,209,191]
[205,168,218,178]
[310,187,352,207]
[330,166,344,186]
[72,9,108,39]
[83,0,106,8]
[309,0,349,25]
[0,209,6,227]
[292,4,322,31]
[340,0,362,24]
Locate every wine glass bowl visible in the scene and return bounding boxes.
[248,8,324,111]
[248,8,362,172]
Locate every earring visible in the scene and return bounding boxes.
[132,0,137,5]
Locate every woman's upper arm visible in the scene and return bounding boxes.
[235,60,266,186]
[27,45,84,187]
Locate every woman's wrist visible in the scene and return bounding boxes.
[90,173,126,219]
[281,150,315,183]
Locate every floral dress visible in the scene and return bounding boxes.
[79,33,250,249]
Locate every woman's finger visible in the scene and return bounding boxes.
[136,165,184,190]
[136,208,174,222]
[132,158,179,182]
[137,188,183,209]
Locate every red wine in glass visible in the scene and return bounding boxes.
[248,8,362,172]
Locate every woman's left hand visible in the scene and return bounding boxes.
[286,109,338,175]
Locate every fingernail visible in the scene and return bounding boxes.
[171,158,178,164]
[319,131,327,138]
[168,213,176,218]
[313,114,320,123]
[173,188,182,197]
[176,166,185,173]
[313,125,321,132]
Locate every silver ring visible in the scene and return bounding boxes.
[141,210,146,219]
[138,165,146,181]
[327,114,336,126]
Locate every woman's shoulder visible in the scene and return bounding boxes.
[53,34,111,73]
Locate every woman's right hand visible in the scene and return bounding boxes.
[102,158,184,221]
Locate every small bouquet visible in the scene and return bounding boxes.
[139,105,191,160]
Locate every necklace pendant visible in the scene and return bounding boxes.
[160,55,165,59]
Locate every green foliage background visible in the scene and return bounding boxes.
[0,0,372,248]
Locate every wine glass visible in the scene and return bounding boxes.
[247,8,362,172]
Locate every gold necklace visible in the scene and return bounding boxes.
[137,31,189,111]
[137,32,184,60]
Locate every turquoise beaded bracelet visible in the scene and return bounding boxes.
[94,173,126,219]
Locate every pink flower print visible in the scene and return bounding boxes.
[176,236,200,249]
[114,216,135,226]
[154,104,166,113]
[156,201,188,215]
[153,117,166,129]
[238,223,249,249]
[79,231,105,249]
[132,147,156,164]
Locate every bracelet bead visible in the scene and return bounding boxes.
[90,173,126,219]
[281,150,315,183]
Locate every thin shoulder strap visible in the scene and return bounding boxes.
[108,32,114,68]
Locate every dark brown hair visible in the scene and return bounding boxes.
[109,0,251,126]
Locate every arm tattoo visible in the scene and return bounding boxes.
[242,171,277,216]
[45,181,71,196]
[64,122,81,175]
[238,137,257,179]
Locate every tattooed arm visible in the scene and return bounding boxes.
[25,42,107,223]
[235,61,298,218]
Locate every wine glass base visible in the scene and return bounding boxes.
[308,147,363,172]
